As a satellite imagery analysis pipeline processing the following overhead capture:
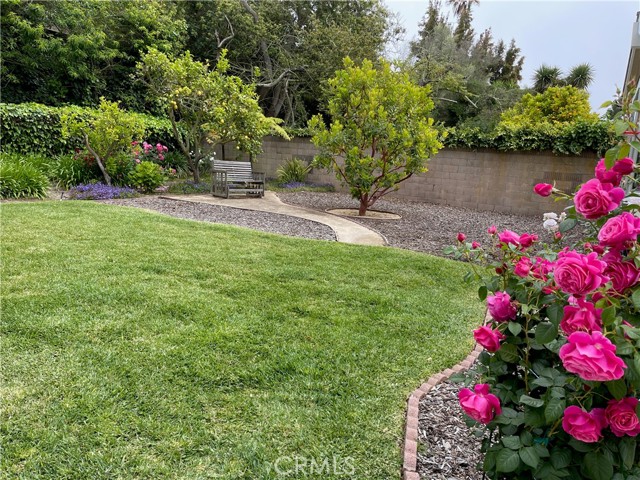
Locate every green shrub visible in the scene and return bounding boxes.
[276,158,311,184]
[161,151,189,175]
[0,102,181,157]
[128,161,164,193]
[0,161,49,199]
[49,154,100,189]
[105,153,135,187]
[443,119,614,155]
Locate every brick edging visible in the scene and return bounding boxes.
[403,309,492,480]
[401,343,484,479]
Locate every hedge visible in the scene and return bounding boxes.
[288,121,614,156]
[442,120,615,156]
[0,103,181,156]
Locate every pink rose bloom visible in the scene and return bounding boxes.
[613,157,635,175]
[498,230,521,247]
[560,299,603,334]
[531,257,554,281]
[604,258,640,294]
[514,257,532,277]
[562,406,608,443]
[559,331,626,381]
[553,250,608,296]
[574,178,625,220]
[459,384,502,424]
[598,212,640,249]
[457,232,466,242]
[163,145,169,152]
[534,183,553,197]
[487,291,517,322]
[471,241,480,249]
[518,233,538,249]
[473,326,505,352]
[606,398,640,437]
[595,159,623,186]
[158,154,165,161]
[554,232,562,240]
[487,225,497,235]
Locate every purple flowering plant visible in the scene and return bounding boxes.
[66,183,138,200]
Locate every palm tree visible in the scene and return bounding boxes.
[533,64,563,93]
[565,63,594,90]
[447,0,479,17]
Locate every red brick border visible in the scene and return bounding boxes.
[402,312,490,479]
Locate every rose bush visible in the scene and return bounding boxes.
[446,87,640,479]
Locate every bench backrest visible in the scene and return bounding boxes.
[212,160,254,181]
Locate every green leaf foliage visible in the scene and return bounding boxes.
[309,57,442,215]
[0,102,180,157]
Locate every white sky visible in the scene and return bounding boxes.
[385,0,640,112]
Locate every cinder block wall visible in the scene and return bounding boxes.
[219,136,598,215]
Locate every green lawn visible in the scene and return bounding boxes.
[1,201,483,479]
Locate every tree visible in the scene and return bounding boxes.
[1,0,186,109]
[532,63,594,93]
[409,0,524,127]
[309,58,442,216]
[137,49,287,183]
[60,99,144,186]
[178,0,395,126]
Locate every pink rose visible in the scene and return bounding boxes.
[471,241,480,249]
[613,157,635,175]
[473,326,505,352]
[554,232,562,240]
[606,398,640,437]
[459,384,502,424]
[487,291,517,322]
[562,406,608,443]
[559,331,626,381]
[553,250,608,296]
[598,212,640,249]
[531,257,554,281]
[457,232,466,242]
[534,183,554,197]
[604,257,640,294]
[498,230,520,247]
[514,257,532,277]
[574,179,624,220]
[560,299,603,334]
[518,233,538,249]
[595,159,623,186]
[487,225,497,235]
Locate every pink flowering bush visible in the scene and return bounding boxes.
[446,87,640,479]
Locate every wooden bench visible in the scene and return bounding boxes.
[211,159,265,198]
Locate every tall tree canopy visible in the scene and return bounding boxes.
[1,0,394,126]
[1,0,186,109]
[408,0,525,128]
[178,0,396,126]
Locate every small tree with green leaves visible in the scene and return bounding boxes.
[137,48,287,183]
[61,98,144,186]
[309,58,442,216]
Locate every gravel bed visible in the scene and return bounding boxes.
[417,381,486,480]
[277,191,554,256]
[99,196,336,241]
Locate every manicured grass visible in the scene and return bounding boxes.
[1,202,483,479]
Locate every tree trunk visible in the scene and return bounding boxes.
[193,159,200,183]
[84,135,111,186]
[358,197,368,216]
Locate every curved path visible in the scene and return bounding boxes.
[159,192,386,246]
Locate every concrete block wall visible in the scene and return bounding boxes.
[218,136,598,215]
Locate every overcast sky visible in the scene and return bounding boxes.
[385,0,640,112]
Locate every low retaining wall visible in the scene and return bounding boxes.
[220,136,598,216]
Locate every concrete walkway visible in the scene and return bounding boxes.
[159,192,386,246]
